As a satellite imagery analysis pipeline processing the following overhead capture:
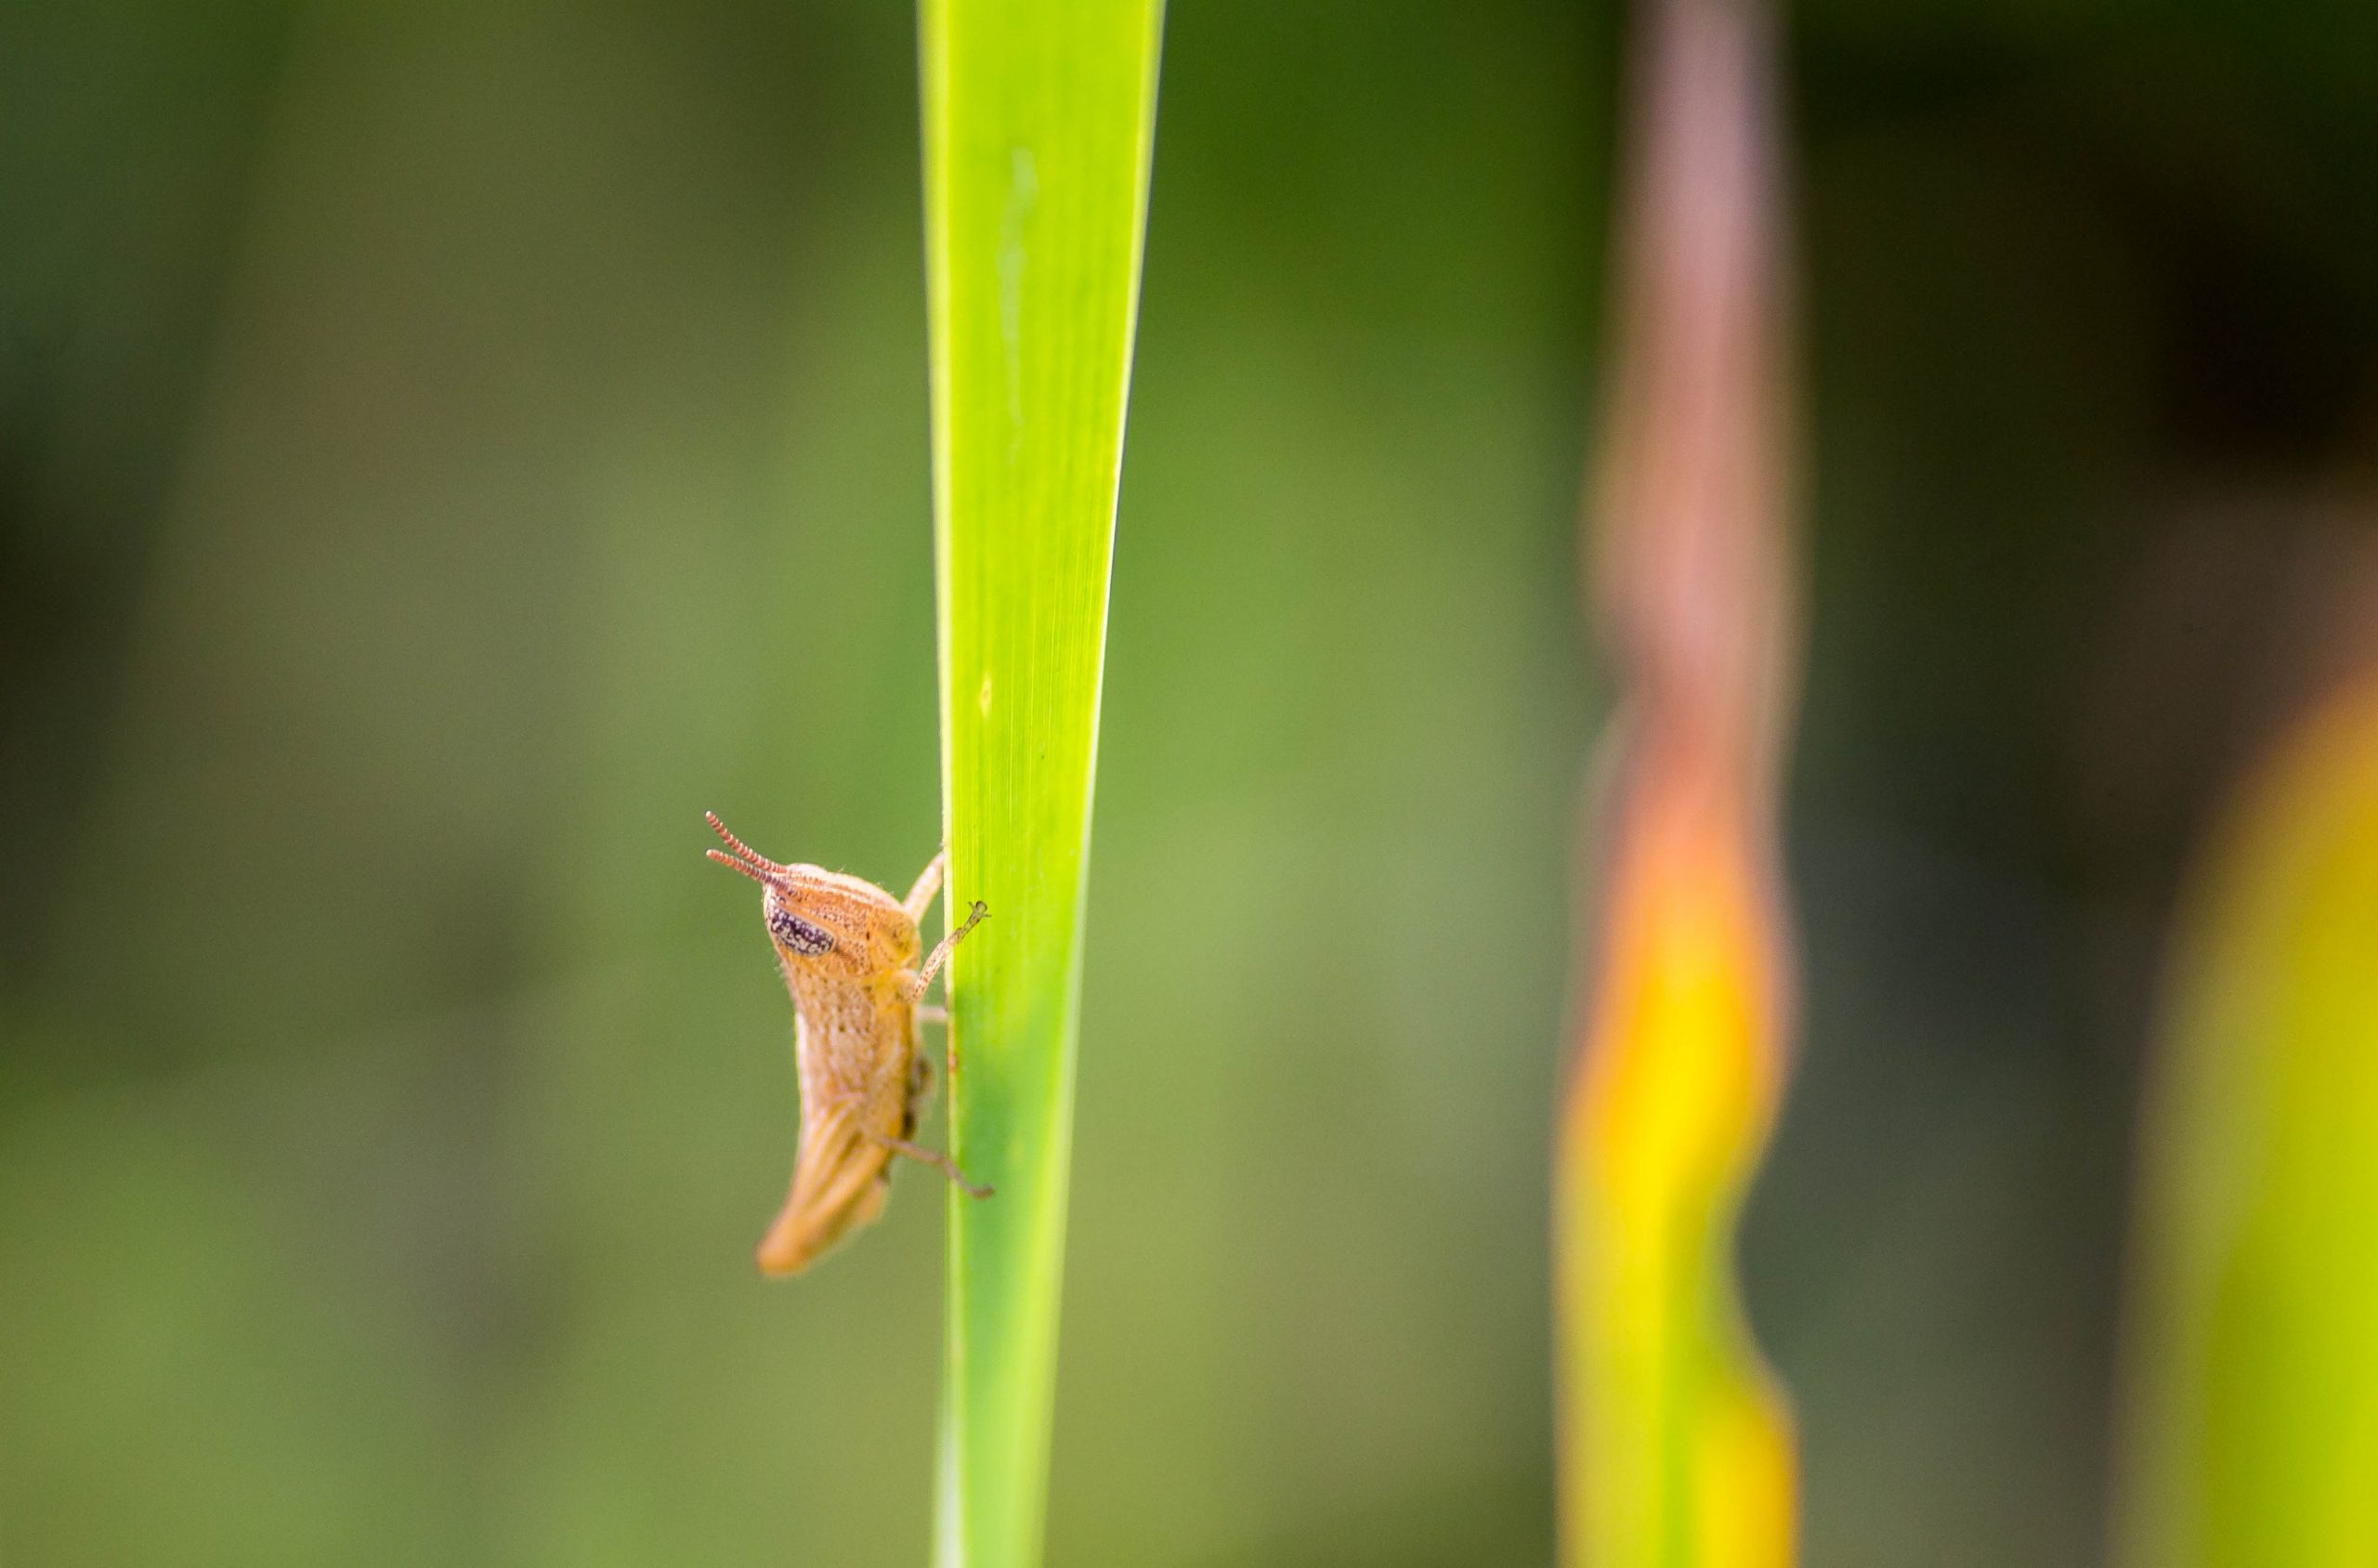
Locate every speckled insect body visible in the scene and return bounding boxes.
[706,813,989,1275]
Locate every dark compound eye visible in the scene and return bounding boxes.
[767,906,835,956]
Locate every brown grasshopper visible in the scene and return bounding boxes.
[704,812,990,1275]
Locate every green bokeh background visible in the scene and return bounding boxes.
[6,2,2376,1564]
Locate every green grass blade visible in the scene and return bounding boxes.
[2113,685,2378,1568]
[921,4,1163,1565]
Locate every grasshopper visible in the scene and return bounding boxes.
[705,812,989,1275]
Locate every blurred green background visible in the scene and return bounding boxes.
[6,2,2377,1564]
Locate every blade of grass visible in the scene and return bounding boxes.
[920,4,1162,1566]
[2112,681,2378,1568]
[1555,0,1797,1562]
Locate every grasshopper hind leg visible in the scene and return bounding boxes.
[882,1049,988,1197]
[866,1128,992,1199]
[887,928,986,1199]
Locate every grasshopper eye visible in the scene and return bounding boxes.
[767,905,835,956]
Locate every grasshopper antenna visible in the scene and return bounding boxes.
[705,811,785,884]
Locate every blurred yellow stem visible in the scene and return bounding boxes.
[1555,0,1799,1560]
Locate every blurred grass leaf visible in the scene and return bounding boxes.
[2114,683,2378,1568]
[921,2,1163,1565]
[1556,0,1797,1562]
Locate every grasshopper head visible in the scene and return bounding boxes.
[703,811,845,961]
